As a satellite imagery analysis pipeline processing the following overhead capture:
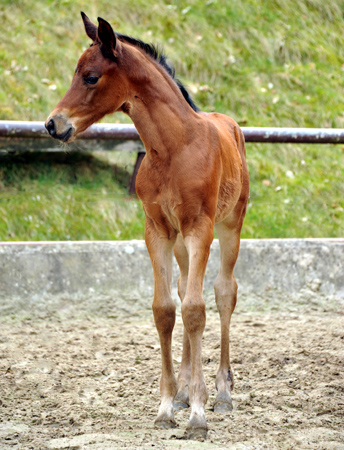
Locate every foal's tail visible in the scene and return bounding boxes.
[233,123,247,159]
[231,120,249,200]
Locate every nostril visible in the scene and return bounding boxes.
[46,119,56,136]
[45,117,74,142]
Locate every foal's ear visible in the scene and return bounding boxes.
[97,17,118,58]
[81,12,97,41]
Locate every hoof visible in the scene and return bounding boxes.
[185,427,208,440]
[186,413,208,440]
[173,399,189,411]
[154,417,177,429]
[213,400,233,413]
[214,391,233,413]
[174,390,189,411]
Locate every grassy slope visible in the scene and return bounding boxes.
[0,0,343,240]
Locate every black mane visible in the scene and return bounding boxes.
[116,33,200,113]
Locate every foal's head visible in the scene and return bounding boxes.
[45,13,128,142]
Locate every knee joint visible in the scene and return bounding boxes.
[181,297,206,334]
[214,276,238,314]
[152,300,176,332]
[214,275,237,299]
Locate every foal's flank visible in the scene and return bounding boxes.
[46,12,249,440]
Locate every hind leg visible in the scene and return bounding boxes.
[213,218,242,413]
[173,234,191,410]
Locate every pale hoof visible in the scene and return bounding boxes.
[214,391,233,413]
[173,399,189,411]
[213,400,233,413]
[173,390,189,411]
[185,427,208,440]
[186,413,208,440]
[154,418,177,429]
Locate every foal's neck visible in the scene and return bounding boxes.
[124,49,199,159]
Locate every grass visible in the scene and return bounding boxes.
[245,143,344,238]
[0,151,145,240]
[0,0,343,240]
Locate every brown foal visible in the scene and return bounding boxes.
[46,13,249,439]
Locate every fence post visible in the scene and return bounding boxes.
[129,152,146,195]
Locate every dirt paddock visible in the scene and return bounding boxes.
[0,293,343,450]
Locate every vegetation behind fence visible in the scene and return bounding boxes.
[0,0,343,240]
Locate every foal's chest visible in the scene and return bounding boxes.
[145,188,182,233]
[136,163,183,232]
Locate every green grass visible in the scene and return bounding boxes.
[245,143,344,238]
[0,151,145,240]
[0,0,343,240]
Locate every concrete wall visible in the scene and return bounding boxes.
[0,239,343,316]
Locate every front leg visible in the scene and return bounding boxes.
[145,218,178,428]
[181,222,214,439]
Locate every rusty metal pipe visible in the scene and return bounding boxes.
[243,127,344,143]
[1,120,344,143]
[0,121,140,140]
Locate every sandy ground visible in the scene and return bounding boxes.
[0,296,343,450]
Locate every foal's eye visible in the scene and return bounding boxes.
[84,76,99,85]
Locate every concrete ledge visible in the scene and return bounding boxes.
[0,239,343,316]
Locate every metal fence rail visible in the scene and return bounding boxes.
[243,127,344,143]
[0,121,139,140]
[2,120,343,194]
[0,121,143,155]
[2,120,344,144]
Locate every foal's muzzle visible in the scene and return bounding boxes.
[45,115,75,142]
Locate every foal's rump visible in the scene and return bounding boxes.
[203,113,249,224]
